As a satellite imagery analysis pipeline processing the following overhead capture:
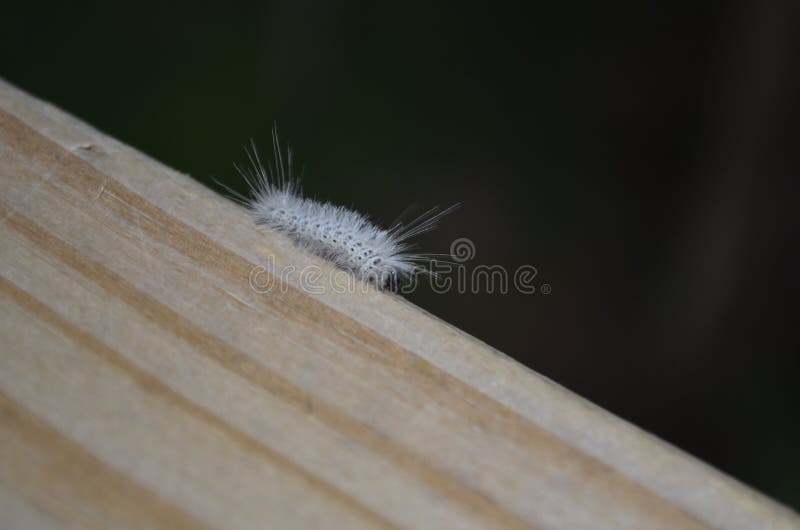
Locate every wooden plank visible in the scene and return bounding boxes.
[0,77,797,530]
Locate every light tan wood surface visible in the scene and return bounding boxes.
[0,78,797,530]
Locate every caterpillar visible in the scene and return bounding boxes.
[230,126,457,289]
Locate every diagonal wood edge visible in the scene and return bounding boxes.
[1,77,797,530]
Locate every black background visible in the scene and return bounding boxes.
[3,0,798,511]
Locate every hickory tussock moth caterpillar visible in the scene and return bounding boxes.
[229,125,457,289]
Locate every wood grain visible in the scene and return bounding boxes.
[0,78,797,530]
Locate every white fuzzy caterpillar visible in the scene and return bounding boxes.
[232,126,456,289]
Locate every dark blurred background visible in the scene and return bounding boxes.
[3,0,798,511]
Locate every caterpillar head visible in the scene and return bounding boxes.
[359,255,415,289]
